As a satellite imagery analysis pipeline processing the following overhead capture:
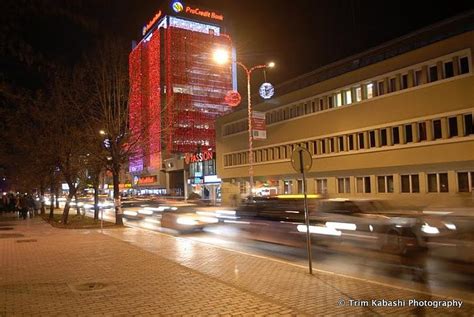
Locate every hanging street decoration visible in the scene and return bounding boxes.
[224,90,242,107]
[259,82,275,99]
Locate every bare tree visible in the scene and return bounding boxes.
[88,39,144,225]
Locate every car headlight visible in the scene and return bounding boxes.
[176,217,199,226]
[421,223,440,234]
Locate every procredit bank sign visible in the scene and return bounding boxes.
[172,1,223,21]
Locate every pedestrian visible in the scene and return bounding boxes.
[27,194,36,217]
[17,194,29,220]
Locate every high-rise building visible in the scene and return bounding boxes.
[129,2,234,196]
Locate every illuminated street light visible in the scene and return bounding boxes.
[213,48,229,65]
[214,49,275,199]
[99,130,106,135]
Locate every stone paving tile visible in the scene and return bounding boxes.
[104,226,474,316]
[0,216,302,316]
[1,214,473,316]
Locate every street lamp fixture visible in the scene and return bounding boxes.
[99,130,106,135]
[214,49,275,199]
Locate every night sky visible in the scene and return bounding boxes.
[2,0,474,99]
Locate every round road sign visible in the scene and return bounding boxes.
[291,147,312,173]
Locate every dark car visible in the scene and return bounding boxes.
[235,196,427,255]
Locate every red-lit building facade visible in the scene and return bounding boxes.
[129,2,235,198]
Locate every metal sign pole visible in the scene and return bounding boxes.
[299,149,313,275]
[101,208,103,233]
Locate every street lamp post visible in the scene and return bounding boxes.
[236,62,271,199]
[213,49,274,199]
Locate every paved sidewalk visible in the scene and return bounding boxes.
[0,214,472,316]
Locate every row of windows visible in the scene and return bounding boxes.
[222,51,471,136]
[223,112,474,167]
[288,172,473,195]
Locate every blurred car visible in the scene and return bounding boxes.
[122,199,218,232]
[235,196,430,255]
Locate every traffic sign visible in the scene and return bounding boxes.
[291,147,312,173]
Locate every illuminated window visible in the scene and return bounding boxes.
[284,180,293,194]
[366,83,374,99]
[169,17,220,35]
[345,90,352,104]
[355,87,362,102]
[336,92,342,107]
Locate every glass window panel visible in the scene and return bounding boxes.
[412,174,420,193]
[459,56,469,74]
[355,87,362,102]
[439,173,449,192]
[366,83,373,99]
[364,177,371,193]
[401,175,410,193]
[448,117,458,137]
[458,172,469,192]
[433,120,442,139]
[429,65,438,82]
[427,174,437,192]
[387,176,394,193]
[378,176,386,193]
[444,61,454,78]
[405,125,413,143]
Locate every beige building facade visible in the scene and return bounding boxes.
[216,15,474,208]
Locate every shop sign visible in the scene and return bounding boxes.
[189,177,203,184]
[184,6,223,21]
[184,151,214,164]
[204,175,221,183]
[138,176,157,184]
[251,111,266,140]
[118,183,133,189]
[142,10,163,35]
